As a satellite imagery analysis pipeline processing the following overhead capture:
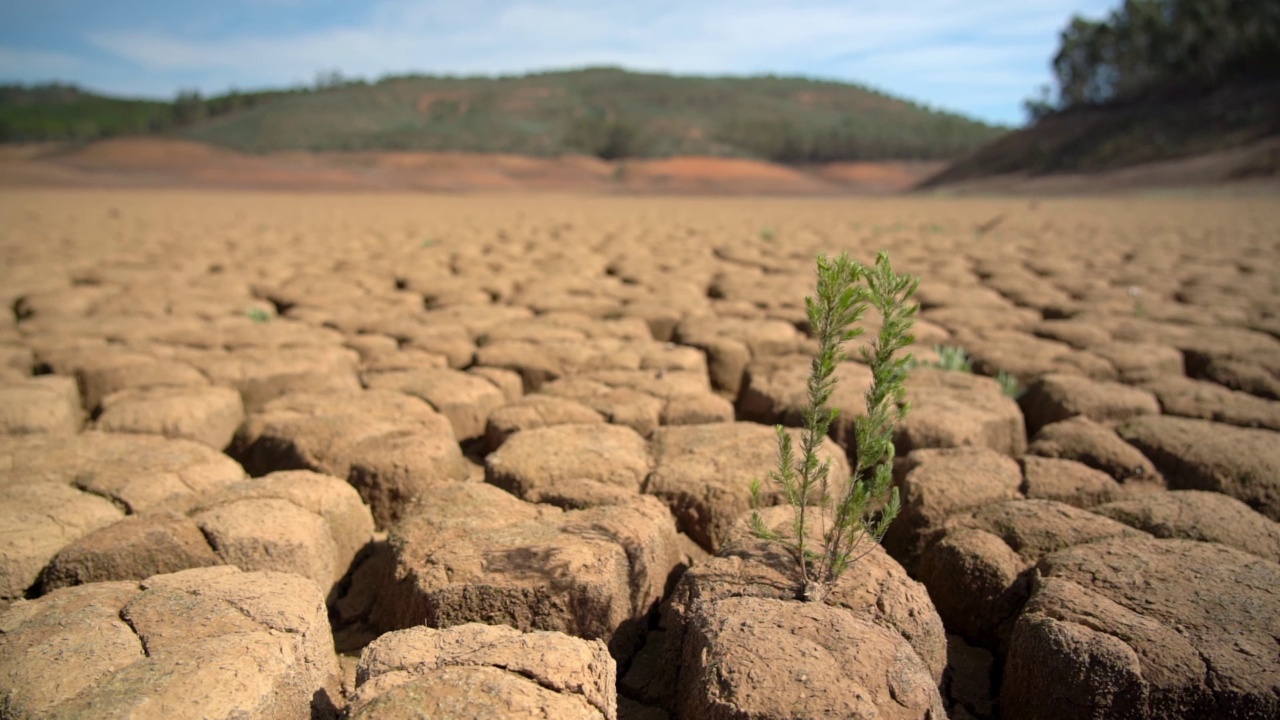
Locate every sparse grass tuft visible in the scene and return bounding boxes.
[910,344,1022,398]
[995,369,1021,398]
[750,250,918,602]
[931,345,972,372]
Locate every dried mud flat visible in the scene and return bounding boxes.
[1,189,1278,720]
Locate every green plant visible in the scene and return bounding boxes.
[246,307,271,323]
[931,345,973,372]
[750,251,919,601]
[759,226,776,241]
[995,369,1021,398]
[910,344,1022,397]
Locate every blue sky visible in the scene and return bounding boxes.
[0,0,1119,126]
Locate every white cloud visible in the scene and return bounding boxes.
[81,0,1120,123]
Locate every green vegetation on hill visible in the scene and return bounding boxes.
[0,84,173,141]
[1032,0,1278,116]
[920,0,1279,187]
[1,68,1004,162]
[0,83,298,143]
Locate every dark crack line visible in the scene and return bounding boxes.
[118,607,151,658]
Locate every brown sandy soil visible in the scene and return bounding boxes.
[1,189,1278,719]
[810,160,947,192]
[0,138,940,195]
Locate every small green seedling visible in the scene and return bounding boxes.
[932,345,972,372]
[760,227,776,241]
[419,237,439,249]
[911,345,1021,398]
[246,308,271,323]
[750,250,919,602]
[996,369,1021,398]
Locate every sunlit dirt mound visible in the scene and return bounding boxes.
[0,138,937,195]
[810,161,947,193]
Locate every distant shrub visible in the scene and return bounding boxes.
[565,109,647,160]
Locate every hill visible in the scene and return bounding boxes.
[916,81,1280,193]
[1,68,1004,162]
[0,83,289,143]
[917,0,1279,193]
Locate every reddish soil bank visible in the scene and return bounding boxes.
[0,138,945,195]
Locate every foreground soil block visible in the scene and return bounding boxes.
[1139,375,1280,430]
[0,433,247,604]
[41,470,375,602]
[1018,455,1127,508]
[0,344,33,382]
[369,482,683,660]
[895,367,1027,456]
[673,315,804,396]
[0,566,342,719]
[1019,373,1161,436]
[349,623,617,720]
[914,499,1143,645]
[0,375,82,435]
[631,505,946,713]
[883,447,1024,572]
[95,384,246,450]
[1002,538,1280,719]
[484,395,608,451]
[1092,489,1280,563]
[644,421,850,553]
[38,511,223,593]
[1087,340,1185,383]
[955,330,1119,384]
[1116,415,1280,521]
[676,596,944,719]
[474,337,703,393]
[736,355,872,452]
[481,312,653,345]
[0,430,246,512]
[181,345,363,411]
[485,423,653,508]
[72,355,212,413]
[0,481,123,607]
[364,367,509,442]
[231,389,466,528]
[1183,338,1280,400]
[1027,416,1162,485]
[536,368,734,438]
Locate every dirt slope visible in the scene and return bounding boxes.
[0,139,942,195]
[917,82,1280,195]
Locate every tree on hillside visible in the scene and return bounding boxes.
[173,89,207,125]
[565,109,647,160]
[1034,0,1280,118]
